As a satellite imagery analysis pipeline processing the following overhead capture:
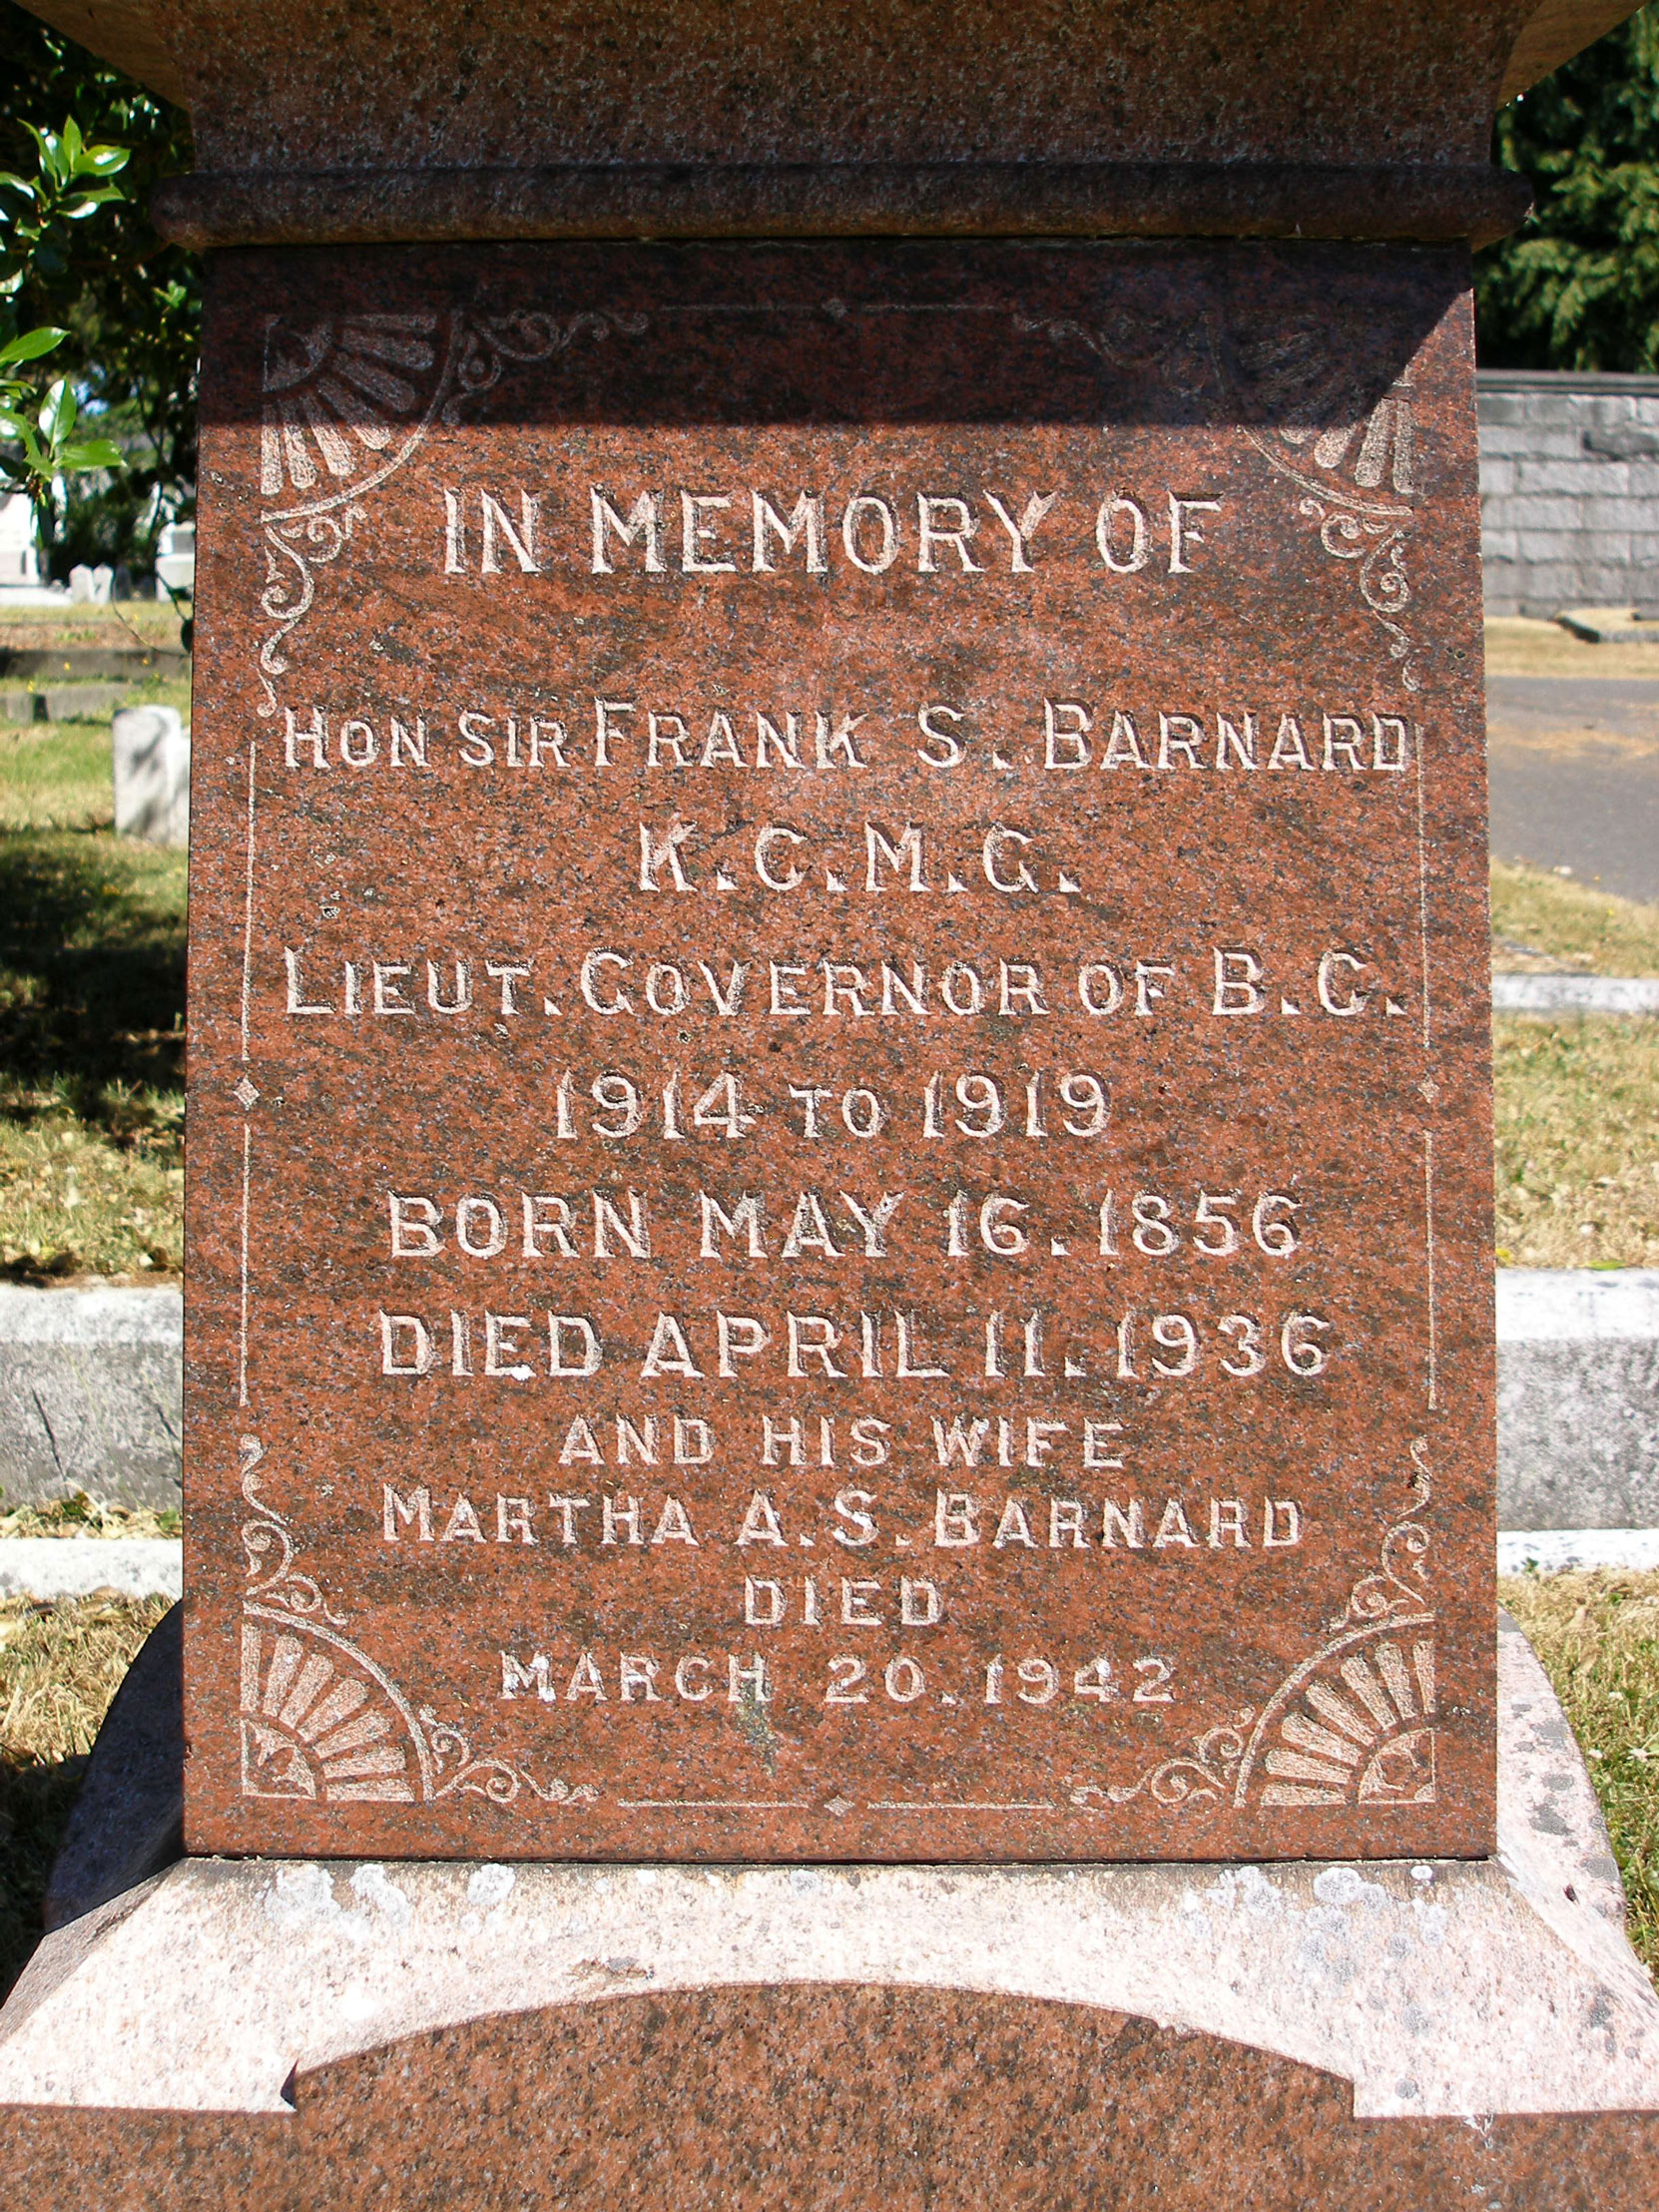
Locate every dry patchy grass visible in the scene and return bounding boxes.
[0,603,186,652]
[0,1490,179,1540]
[1484,614,1659,680]
[0,686,192,834]
[1493,1016,1659,1268]
[13,656,1659,1285]
[0,1593,170,1998]
[0,1106,183,1281]
[0,1589,1650,2001]
[1491,860,1659,977]
[1,718,124,832]
[1489,867,1659,1269]
[1501,1571,1659,1980]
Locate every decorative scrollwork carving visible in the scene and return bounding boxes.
[1230,1444,1438,1808]
[1091,1442,1438,1816]
[235,1438,600,1816]
[240,1434,345,1625]
[1231,348,1423,692]
[1073,1710,1255,1810]
[443,308,650,425]
[1289,489,1419,689]
[1011,300,1427,691]
[1010,305,1215,402]
[1214,311,1425,690]
[257,507,362,712]
[422,1708,600,1809]
[1328,1519,1432,1638]
[253,304,651,711]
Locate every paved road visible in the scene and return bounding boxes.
[1486,675,1659,905]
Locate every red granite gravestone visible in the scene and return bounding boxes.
[4,5,1657,2207]
[181,238,1493,1864]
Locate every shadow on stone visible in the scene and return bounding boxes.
[41,1601,182,1933]
[0,1750,88,2002]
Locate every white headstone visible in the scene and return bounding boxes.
[112,705,190,846]
[154,520,195,599]
[68,563,113,605]
[0,491,39,586]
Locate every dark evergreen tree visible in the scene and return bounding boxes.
[1477,5,1659,369]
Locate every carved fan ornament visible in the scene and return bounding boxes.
[1074,1442,1437,1816]
[238,280,1441,1827]
[235,1433,1438,1823]
[1015,299,1426,691]
[255,289,1426,709]
[253,305,648,712]
[238,1438,598,1811]
[1229,321,1424,694]
[1258,1637,1437,1808]
[240,1619,418,1804]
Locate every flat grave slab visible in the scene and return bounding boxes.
[183,239,1494,1862]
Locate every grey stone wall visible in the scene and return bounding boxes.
[1478,368,1659,619]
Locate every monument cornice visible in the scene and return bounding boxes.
[11,1,1659,2200]
[10,0,1651,247]
[152,161,1536,253]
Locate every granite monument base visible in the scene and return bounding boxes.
[1,1618,1656,2207]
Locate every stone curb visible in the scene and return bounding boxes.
[0,1287,181,1512]
[1,1274,1656,1528]
[0,1286,183,1346]
[1498,1270,1659,1527]
[1492,974,1659,1014]
[1496,1529,1659,1574]
[1499,1268,1659,1339]
[4,1616,1649,2126]
[0,1540,182,1600]
[0,1535,1648,1605]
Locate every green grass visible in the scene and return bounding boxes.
[1485,613,1659,682]
[0,714,186,1282]
[0,680,189,830]
[0,1491,179,1540]
[1488,866,1659,1269]
[2,719,130,830]
[1491,859,1659,976]
[7,729,1659,1277]
[0,1590,1650,2003]
[1495,1017,1659,1269]
[1,618,1652,1993]
[0,601,186,651]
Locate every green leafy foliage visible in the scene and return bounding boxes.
[0,113,132,295]
[1477,5,1659,369]
[0,2,197,567]
[0,113,132,498]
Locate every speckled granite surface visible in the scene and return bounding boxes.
[178,239,1494,1867]
[1,1614,1655,2203]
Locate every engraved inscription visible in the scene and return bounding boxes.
[186,241,1492,1861]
